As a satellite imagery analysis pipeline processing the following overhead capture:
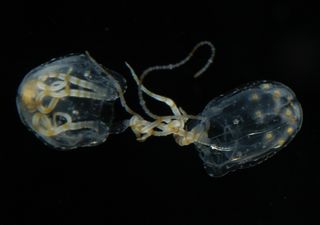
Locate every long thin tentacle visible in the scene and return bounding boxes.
[138,41,216,119]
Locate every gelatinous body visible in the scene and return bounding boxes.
[16,54,126,149]
[191,81,303,177]
[16,41,303,177]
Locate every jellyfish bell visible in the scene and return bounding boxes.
[189,81,303,177]
[16,54,128,150]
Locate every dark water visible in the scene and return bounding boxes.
[4,1,320,225]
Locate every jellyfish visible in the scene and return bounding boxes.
[187,81,303,176]
[16,54,128,149]
[16,41,303,176]
[124,42,303,177]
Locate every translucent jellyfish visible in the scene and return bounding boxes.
[16,54,127,149]
[124,42,302,177]
[16,41,303,177]
[188,81,303,177]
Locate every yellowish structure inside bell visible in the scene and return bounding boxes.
[17,54,123,149]
[20,79,39,113]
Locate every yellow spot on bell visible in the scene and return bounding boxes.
[287,127,294,134]
[273,89,281,99]
[265,132,273,140]
[255,110,262,118]
[277,139,285,146]
[285,108,292,117]
[251,93,259,101]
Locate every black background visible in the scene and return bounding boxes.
[3,1,320,225]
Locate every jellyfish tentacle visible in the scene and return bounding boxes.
[137,41,215,119]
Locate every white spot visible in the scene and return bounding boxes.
[84,71,92,79]
[72,110,79,116]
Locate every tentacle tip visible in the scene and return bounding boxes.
[193,74,201,79]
